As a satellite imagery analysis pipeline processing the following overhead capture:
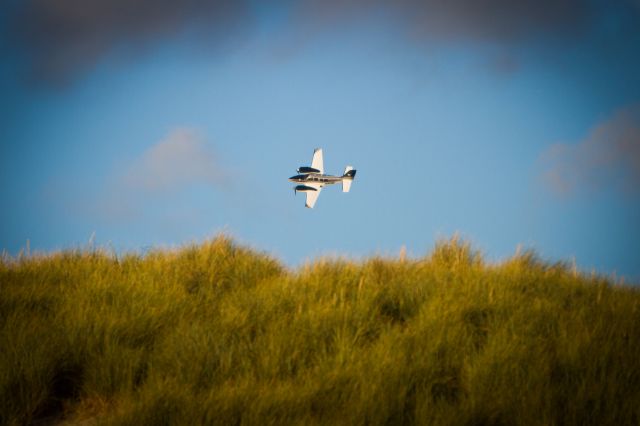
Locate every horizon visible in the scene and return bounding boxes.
[2,233,634,287]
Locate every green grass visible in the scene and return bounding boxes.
[1,236,639,425]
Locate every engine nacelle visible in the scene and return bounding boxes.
[297,166,321,174]
[294,185,318,192]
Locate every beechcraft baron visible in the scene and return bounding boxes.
[289,148,357,208]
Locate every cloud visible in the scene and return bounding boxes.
[540,104,640,196]
[87,128,228,222]
[293,0,593,42]
[6,0,605,84]
[122,128,228,193]
[8,0,251,85]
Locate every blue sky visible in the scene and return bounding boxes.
[1,0,640,281]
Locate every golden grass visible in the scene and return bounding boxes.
[1,236,639,425]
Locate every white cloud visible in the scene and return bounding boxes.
[86,127,230,223]
[122,128,228,192]
[540,104,640,196]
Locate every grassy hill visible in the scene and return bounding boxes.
[1,236,639,425]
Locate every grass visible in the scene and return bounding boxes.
[1,235,639,425]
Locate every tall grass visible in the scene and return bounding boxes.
[1,236,638,425]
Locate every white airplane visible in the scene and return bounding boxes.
[289,148,357,208]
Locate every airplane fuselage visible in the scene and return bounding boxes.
[288,173,345,185]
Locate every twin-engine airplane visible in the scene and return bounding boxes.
[289,148,356,208]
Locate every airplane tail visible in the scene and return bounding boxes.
[342,166,356,192]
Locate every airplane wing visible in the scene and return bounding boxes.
[305,182,322,208]
[311,148,324,174]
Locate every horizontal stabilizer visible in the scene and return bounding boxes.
[342,166,356,192]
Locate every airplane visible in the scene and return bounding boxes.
[289,148,357,208]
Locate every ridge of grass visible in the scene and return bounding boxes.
[1,236,639,425]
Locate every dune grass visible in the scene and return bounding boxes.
[1,236,639,425]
